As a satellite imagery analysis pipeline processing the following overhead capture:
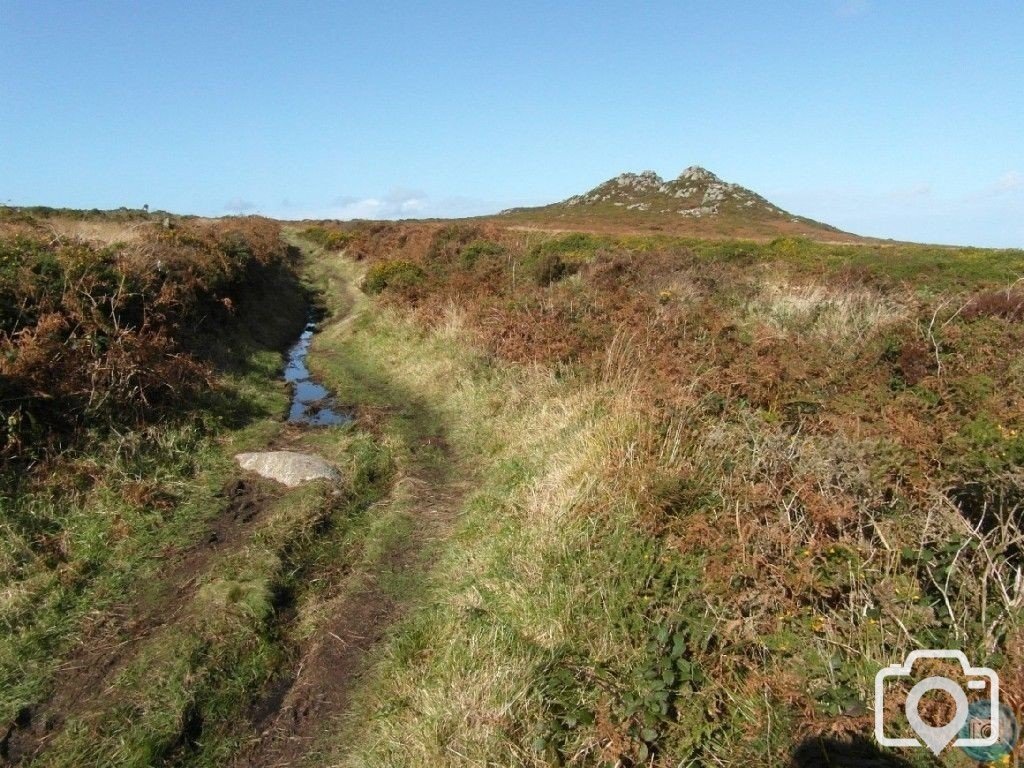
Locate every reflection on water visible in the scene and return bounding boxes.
[284,319,349,426]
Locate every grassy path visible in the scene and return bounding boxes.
[231,234,470,766]
[2,234,471,767]
[6,229,783,767]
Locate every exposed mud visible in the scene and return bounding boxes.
[234,403,464,767]
[234,583,397,768]
[0,477,277,765]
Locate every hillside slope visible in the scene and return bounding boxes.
[499,166,865,241]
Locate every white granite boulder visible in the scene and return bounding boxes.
[234,451,340,487]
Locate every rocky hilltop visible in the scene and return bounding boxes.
[500,166,861,241]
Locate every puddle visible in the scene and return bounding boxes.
[284,316,350,426]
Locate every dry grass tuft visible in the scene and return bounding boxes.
[46,218,156,246]
[744,278,908,344]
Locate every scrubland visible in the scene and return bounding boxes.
[304,222,1024,765]
[2,209,1022,766]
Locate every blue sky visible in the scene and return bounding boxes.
[1,1,1022,246]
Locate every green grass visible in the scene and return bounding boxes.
[0,342,288,717]
[292,245,788,765]
[35,442,394,767]
[288,230,1023,767]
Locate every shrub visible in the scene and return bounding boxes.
[534,233,602,257]
[897,337,929,385]
[301,226,351,251]
[426,224,482,263]
[0,217,293,460]
[362,259,425,294]
[460,239,504,267]
[525,234,600,286]
[767,236,816,260]
[531,252,570,286]
[962,288,1024,322]
[692,240,760,262]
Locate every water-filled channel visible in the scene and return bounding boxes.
[283,316,349,426]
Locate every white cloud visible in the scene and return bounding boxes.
[959,171,1024,202]
[889,183,932,202]
[988,171,1023,196]
[224,197,257,213]
[287,187,509,221]
[836,0,869,18]
[329,187,428,219]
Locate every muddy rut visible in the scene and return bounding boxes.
[3,265,465,767]
[234,401,464,767]
[1,477,280,764]
[239,491,460,766]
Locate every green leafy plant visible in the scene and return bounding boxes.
[460,239,503,267]
[301,226,351,251]
[361,259,425,294]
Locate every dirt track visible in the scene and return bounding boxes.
[2,261,465,767]
[1,478,279,764]
[234,430,463,768]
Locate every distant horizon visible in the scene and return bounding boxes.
[6,166,1020,250]
[2,1,1022,247]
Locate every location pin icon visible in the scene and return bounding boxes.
[905,677,970,755]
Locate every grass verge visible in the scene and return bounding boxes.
[298,245,770,765]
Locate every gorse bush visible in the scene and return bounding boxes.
[459,239,503,267]
[531,250,571,285]
[426,224,484,263]
[0,216,293,460]
[361,259,425,295]
[767,235,817,260]
[301,225,351,251]
[524,233,602,285]
[532,232,603,257]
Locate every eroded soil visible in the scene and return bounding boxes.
[3,261,466,768]
[1,478,278,764]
